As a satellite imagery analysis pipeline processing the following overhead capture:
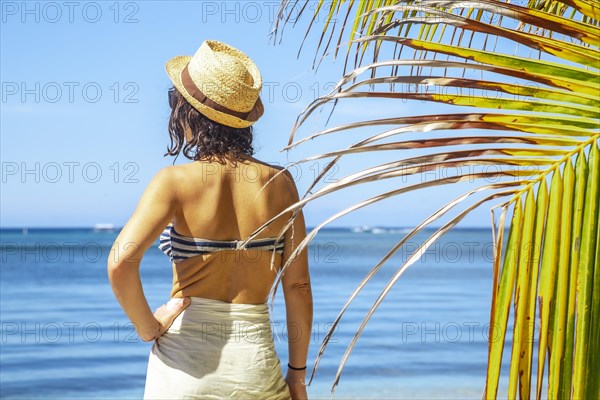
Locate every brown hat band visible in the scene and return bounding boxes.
[181,64,261,122]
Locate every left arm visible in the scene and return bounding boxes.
[107,167,178,341]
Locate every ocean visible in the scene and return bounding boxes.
[0,227,510,399]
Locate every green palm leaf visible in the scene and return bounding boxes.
[573,142,599,399]
[256,0,600,397]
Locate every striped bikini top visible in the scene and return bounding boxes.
[159,224,285,264]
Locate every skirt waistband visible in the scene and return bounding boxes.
[167,296,270,326]
[177,296,267,309]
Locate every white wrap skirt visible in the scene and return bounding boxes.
[143,297,291,399]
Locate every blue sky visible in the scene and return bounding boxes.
[1,1,517,228]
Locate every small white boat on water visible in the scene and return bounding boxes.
[351,226,405,234]
[94,223,115,232]
[352,225,372,233]
[352,225,389,233]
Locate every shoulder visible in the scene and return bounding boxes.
[246,157,299,199]
[271,164,296,186]
[245,157,292,182]
[269,164,300,201]
[146,165,182,195]
[134,166,180,208]
[151,165,178,183]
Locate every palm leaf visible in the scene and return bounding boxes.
[573,141,599,399]
[307,181,527,384]
[263,0,600,397]
[486,196,522,398]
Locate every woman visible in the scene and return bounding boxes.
[107,40,312,399]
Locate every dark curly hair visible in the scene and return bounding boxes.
[164,85,254,164]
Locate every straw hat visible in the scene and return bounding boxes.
[165,40,264,128]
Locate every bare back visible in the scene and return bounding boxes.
[167,155,297,304]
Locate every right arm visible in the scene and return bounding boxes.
[281,179,312,399]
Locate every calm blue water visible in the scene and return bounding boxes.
[1,227,511,399]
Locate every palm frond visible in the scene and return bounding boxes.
[262,0,600,397]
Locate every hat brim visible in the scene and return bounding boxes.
[165,55,263,129]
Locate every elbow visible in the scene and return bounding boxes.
[107,254,124,274]
[107,243,124,277]
[107,241,142,278]
[107,258,137,280]
[107,259,122,281]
